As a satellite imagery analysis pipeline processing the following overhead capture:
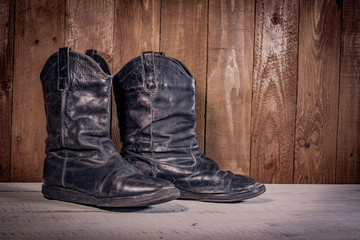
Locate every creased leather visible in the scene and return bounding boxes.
[114,52,263,194]
[40,47,174,198]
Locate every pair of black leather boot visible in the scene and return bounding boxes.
[40,47,265,207]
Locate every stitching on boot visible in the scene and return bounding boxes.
[57,47,70,91]
[58,47,71,188]
[60,92,66,148]
[150,94,156,176]
[141,52,158,94]
[141,52,158,177]
[61,154,68,188]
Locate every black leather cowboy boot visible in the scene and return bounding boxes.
[40,47,180,207]
[113,52,266,202]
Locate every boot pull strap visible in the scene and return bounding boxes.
[85,49,112,75]
[85,49,97,59]
[58,47,71,91]
[141,51,157,93]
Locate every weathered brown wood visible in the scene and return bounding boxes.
[0,0,14,181]
[11,0,65,181]
[111,0,161,152]
[250,0,299,183]
[206,0,254,175]
[160,0,208,150]
[65,0,114,67]
[294,0,341,184]
[4,0,360,184]
[336,0,360,183]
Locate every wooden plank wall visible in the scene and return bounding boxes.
[250,0,298,183]
[0,0,359,184]
[11,0,65,181]
[336,0,360,183]
[0,0,14,182]
[295,0,341,183]
[206,0,254,176]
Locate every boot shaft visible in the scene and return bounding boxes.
[40,47,112,157]
[113,52,197,153]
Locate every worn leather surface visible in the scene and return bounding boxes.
[40,47,174,198]
[113,52,262,194]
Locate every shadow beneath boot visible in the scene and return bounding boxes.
[225,197,273,204]
[178,196,273,205]
[99,201,189,213]
[240,197,273,204]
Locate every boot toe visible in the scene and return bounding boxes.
[230,174,263,192]
[117,174,177,197]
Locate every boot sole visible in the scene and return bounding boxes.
[42,186,180,207]
[178,184,266,202]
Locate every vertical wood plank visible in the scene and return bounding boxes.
[65,0,114,67]
[206,0,254,175]
[294,0,341,184]
[251,0,299,183]
[111,0,161,151]
[11,0,65,181]
[160,0,208,150]
[0,0,14,181]
[336,0,360,183]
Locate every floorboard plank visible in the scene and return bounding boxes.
[1,183,359,240]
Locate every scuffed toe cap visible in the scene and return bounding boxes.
[229,174,263,193]
[111,174,176,197]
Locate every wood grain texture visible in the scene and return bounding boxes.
[11,0,65,181]
[160,0,208,150]
[0,0,14,181]
[294,0,341,184]
[250,0,299,183]
[2,0,360,183]
[336,0,360,183]
[111,0,161,152]
[206,0,254,175]
[65,0,114,67]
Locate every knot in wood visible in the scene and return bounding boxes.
[1,79,11,90]
[271,12,282,25]
[298,138,310,148]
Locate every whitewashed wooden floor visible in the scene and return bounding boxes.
[0,183,359,240]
